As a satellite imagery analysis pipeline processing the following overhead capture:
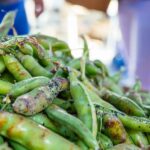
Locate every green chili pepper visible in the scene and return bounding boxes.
[52,98,73,110]
[118,114,150,132]
[30,113,77,141]
[97,132,113,150]
[3,54,32,81]
[69,71,97,138]
[94,59,109,77]
[67,58,80,69]
[67,59,102,77]
[103,113,132,145]
[0,111,80,150]
[26,37,52,66]
[0,80,12,95]
[9,76,50,98]
[13,77,68,115]
[87,88,117,111]
[35,37,50,50]
[15,52,53,78]
[101,77,123,95]
[45,104,99,149]
[127,129,149,148]
[29,113,58,132]
[17,41,33,55]
[100,89,145,117]
[76,141,88,150]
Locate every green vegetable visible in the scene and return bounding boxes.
[67,59,102,77]
[3,54,32,81]
[0,80,12,95]
[103,113,132,145]
[97,133,113,150]
[100,89,145,117]
[52,98,73,110]
[17,41,33,55]
[127,129,149,148]
[46,104,99,149]
[15,52,53,78]
[9,76,50,98]
[0,111,80,150]
[26,37,52,66]
[13,77,68,115]
[107,143,140,150]
[29,113,57,132]
[118,113,150,132]
[30,112,76,141]
[87,88,117,111]
[69,71,97,137]
[94,59,109,77]
[101,77,123,95]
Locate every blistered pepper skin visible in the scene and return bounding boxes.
[0,111,80,150]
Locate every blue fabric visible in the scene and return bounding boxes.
[0,0,30,35]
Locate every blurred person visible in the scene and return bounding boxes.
[118,0,150,90]
[0,0,44,35]
[68,0,150,90]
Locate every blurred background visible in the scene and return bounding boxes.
[26,0,127,85]
[26,0,119,61]
[1,0,150,90]
[26,0,122,73]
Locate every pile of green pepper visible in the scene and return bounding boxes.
[0,11,150,150]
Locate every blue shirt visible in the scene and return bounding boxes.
[0,0,30,35]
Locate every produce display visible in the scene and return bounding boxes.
[0,11,149,150]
